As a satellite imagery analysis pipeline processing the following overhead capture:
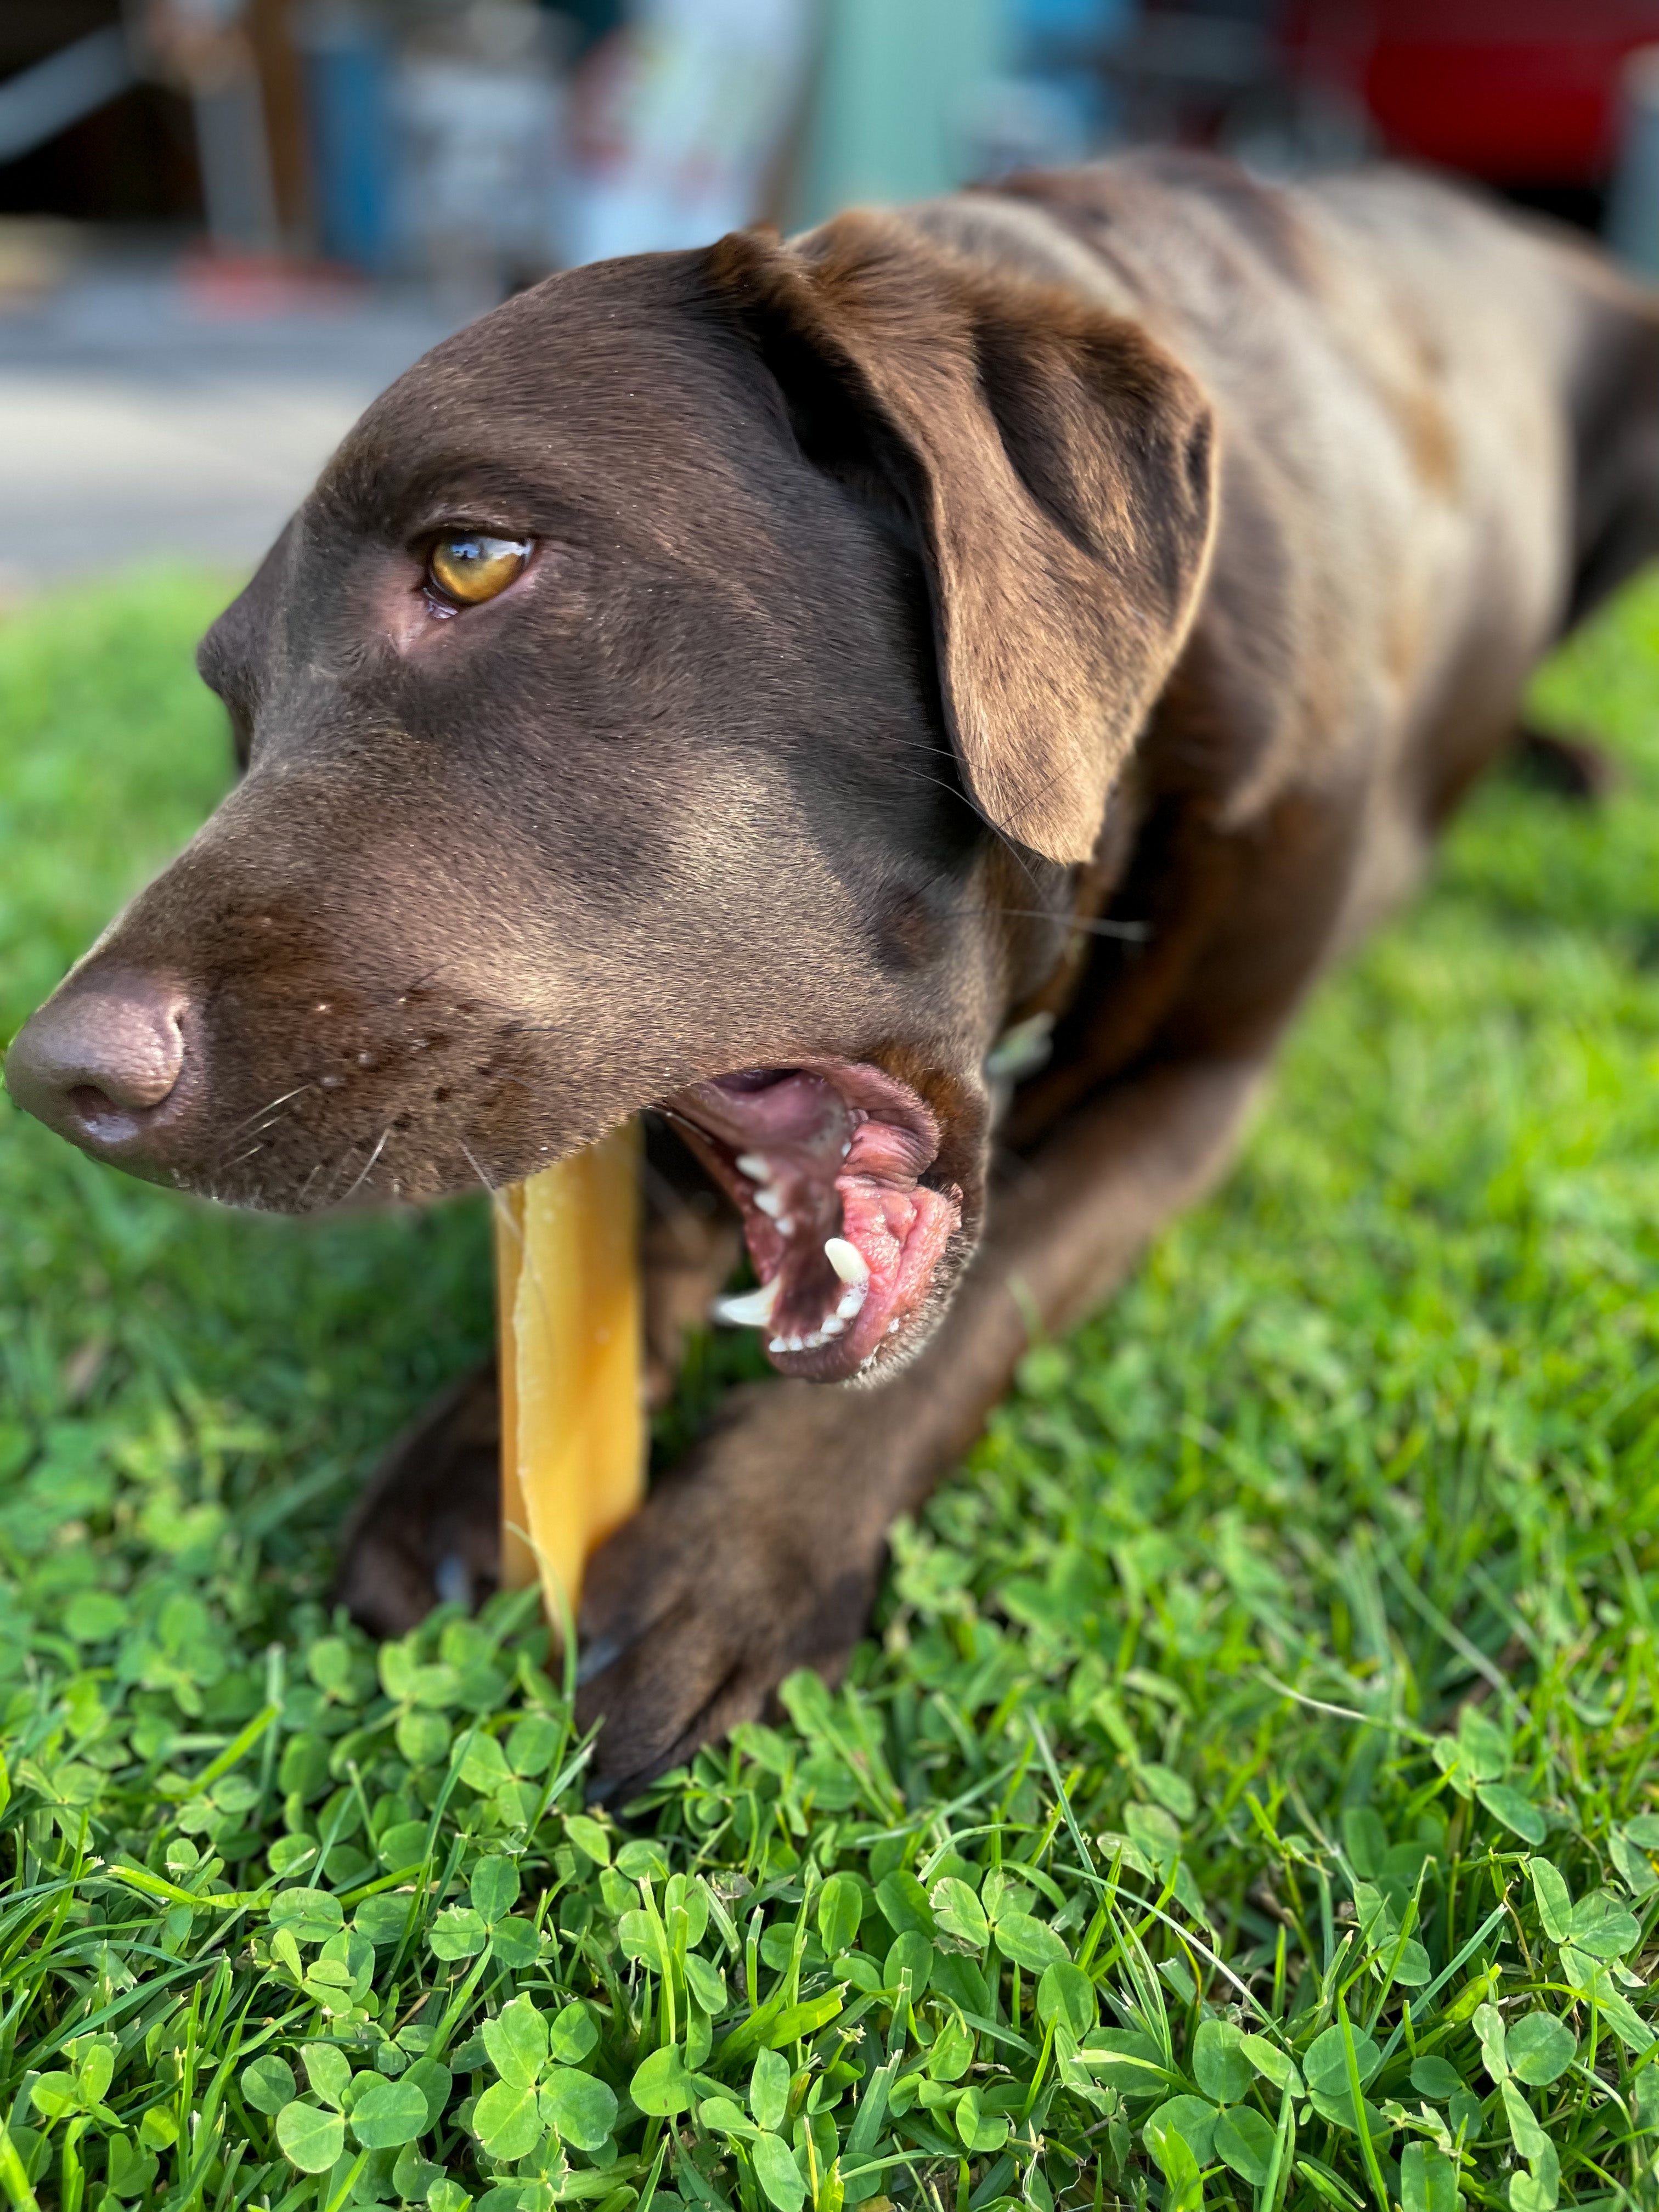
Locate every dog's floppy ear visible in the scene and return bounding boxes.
[702,213,1218,865]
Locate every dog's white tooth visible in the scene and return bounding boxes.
[736,1152,769,1181]
[836,1284,867,1321]
[768,1335,787,1354]
[820,1315,845,1336]
[777,1216,795,1237]
[713,1278,780,1328]
[754,1187,784,1219]
[787,1334,805,1352]
[823,1236,868,1287]
[841,1141,851,1158]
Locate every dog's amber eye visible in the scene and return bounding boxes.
[427,533,529,605]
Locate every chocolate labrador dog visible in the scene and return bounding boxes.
[8,152,1656,1796]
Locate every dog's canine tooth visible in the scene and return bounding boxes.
[824,1235,868,1286]
[714,1277,781,1327]
[736,1152,769,1181]
[754,1186,785,1219]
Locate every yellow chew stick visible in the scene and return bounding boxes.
[495,1122,646,1634]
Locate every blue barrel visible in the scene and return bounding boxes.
[296,9,395,272]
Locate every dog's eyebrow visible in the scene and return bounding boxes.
[315,446,573,544]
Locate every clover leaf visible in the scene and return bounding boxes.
[539,2068,617,2153]
[1409,2055,1463,2101]
[1192,2018,1252,2104]
[929,1876,989,1950]
[1506,2011,1577,2086]
[874,1870,933,1939]
[275,2101,346,2173]
[241,2056,297,2117]
[1214,2106,1277,2186]
[1036,1961,1094,2036]
[992,1910,1069,1973]
[749,2129,807,2212]
[300,2042,352,2110]
[429,1905,489,1960]
[630,2044,717,2118]
[351,2076,429,2151]
[1400,2142,1459,2212]
[483,1994,548,2089]
[1143,2094,1217,2165]
[749,2049,790,2135]
[817,1871,864,1956]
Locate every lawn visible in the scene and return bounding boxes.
[1,568,1658,2212]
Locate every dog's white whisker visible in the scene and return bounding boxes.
[337,1126,392,1205]
[459,1136,527,1251]
[456,1137,498,1196]
[228,1080,317,1137]
[207,1084,318,1177]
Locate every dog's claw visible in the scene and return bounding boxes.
[575,1634,624,1685]
[434,1552,473,1608]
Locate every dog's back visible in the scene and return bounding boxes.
[910,155,1649,833]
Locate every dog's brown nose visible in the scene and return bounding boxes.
[6,976,189,1149]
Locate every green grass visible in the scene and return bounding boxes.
[2,568,1658,2212]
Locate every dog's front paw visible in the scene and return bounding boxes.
[575,1384,887,1801]
[335,1364,503,1635]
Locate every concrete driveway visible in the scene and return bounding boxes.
[0,262,456,595]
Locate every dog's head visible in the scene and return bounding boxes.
[6,213,1214,1381]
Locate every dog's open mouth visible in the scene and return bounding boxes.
[664,1060,962,1380]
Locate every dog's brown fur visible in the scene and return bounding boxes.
[10,152,1659,1796]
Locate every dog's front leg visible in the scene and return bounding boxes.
[577,1053,1265,1797]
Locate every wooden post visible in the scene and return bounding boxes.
[494,1122,647,1637]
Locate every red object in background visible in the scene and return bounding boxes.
[1288,0,1659,183]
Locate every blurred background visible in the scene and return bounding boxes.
[10,0,1659,592]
